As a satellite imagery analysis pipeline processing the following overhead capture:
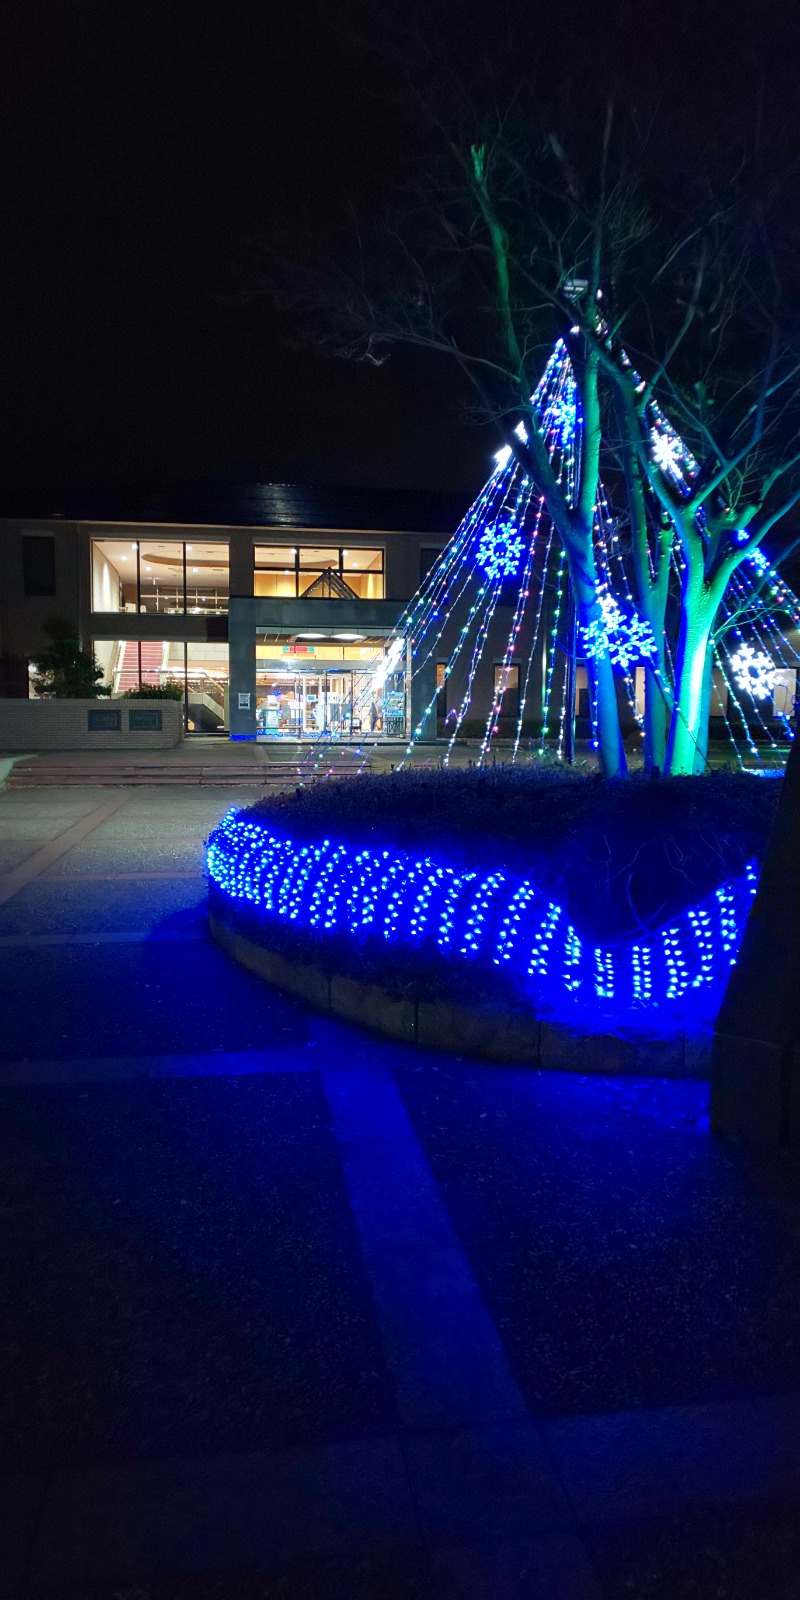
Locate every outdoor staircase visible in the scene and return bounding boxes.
[5,755,374,788]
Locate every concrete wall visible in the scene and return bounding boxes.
[0,698,184,750]
[0,521,83,695]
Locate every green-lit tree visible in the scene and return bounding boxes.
[31,618,110,699]
[258,91,800,776]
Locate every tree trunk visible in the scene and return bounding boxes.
[665,600,713,775]
[643,665,668,772]
[589,646,627,777]
[692,647,713,773]
[571,571,627,777]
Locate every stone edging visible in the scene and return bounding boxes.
[209,910,712,1078]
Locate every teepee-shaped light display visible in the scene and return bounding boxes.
[304,340,800,776]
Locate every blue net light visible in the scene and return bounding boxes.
[207,809,759,1028]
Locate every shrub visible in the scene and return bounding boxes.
[250,765,779,939]
[122,682,184,701]
[31,618,109,699]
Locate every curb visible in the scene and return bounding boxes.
[209,911,712,1078]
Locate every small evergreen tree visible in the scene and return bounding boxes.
[31,618,110,699]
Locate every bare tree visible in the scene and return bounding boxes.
[254,84,800,775]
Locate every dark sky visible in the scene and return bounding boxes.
[0,0,796,503]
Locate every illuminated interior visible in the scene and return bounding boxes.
[255,629,405,738]
[91,540,229,614]
[254,544,384,599]
[92,640,230,730]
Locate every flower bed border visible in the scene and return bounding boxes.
[209,907,712,1078]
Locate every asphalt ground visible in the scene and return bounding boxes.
[1,783,800,1598]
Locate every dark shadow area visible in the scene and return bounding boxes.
[0,1071,394,1468]
[394,1064,800,1416]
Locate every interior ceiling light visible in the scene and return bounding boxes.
[334,632,364,642]
[296,632,325,640]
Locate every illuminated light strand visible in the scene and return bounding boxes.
[710,647,748,772]
[207,811,759,1018]
[717,631,783,759]
[512,508,552,763]
[595,487,649,736]
[713,644,764,768]
[296,333,798,785]
[479,479,538,763]
[311,467,514,776]
[395,461,536,768]
[540,546,566,755]
[443,576,503,765]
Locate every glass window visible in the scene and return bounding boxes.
[255,544,297,566]
[494,663,520,717]
[184,543,229,613]
[138,541,184,614]
[253,543,385,599]
[298,570,328,597]
[91,538,229,614]
[342,547,382,571]
[255,570,297,598]
[23,535,56,596]
[343,570,384,599]
[186,641,229,730]
[92,639,229,733]
[298,545,339,567]
[92,541,136,612]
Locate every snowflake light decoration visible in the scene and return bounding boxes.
[650,429,684,476]
[582,594,658,672]
[476,520,525,581]
[730,643,777,700]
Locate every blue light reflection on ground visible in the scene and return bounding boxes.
[206,811,759,1036]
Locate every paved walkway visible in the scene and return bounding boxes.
[1,786,800,1597]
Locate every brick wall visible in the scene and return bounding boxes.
[0,698,184,750]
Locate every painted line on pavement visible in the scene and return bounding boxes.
[323,1065,532,1431]
[0,793,133,906]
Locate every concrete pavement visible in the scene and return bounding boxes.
[1,785,800,1597]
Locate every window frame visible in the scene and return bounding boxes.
[254,543,385,599]
[90,538,229,615]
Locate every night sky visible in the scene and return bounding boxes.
[0,0,797,505]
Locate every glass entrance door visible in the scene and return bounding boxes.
[323,670,352,737]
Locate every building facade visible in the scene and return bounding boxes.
[0,481,526,742]
[4,480,796,749]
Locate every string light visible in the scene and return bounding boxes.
[207,810,759,1020]
[292,335,799,787]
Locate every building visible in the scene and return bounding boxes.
[0,480,489,742]
[3,478,797,751]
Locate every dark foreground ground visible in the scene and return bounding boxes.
[2,784,800,1598]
